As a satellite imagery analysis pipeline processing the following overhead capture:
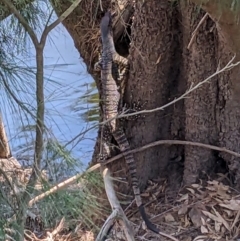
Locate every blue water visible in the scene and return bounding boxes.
[0,12,98,173]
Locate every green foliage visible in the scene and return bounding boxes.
[39,172,106,231]
[44,139,81,179]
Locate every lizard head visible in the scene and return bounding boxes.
[100,11,113,41]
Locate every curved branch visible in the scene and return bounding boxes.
[96,168,135,241]
[105,139,240,165]
[29,138,240,206]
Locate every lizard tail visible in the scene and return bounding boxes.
[139,205,160,234]
[113,129,160,234]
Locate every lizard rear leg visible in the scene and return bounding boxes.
[121,99,148,121]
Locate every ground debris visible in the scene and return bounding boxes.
[125,178,240,241]
[2,157,240,241]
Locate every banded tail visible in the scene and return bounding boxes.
[112,128,159,233]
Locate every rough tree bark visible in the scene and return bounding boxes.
[53,0,240,221]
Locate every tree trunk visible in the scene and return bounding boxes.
[126,0,184,191]
[53,0,240,224]
[180,3,219,185]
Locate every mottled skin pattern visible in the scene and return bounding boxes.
[96,11,160,235]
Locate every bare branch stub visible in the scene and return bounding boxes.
[0,115,11,158]
[96,167,135,241]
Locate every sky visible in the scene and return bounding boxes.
[0,6,98,173]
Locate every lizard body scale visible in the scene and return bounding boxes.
[97,11,160,235]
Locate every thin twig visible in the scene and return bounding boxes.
[105,139,240,165]
[118,55,240,119]
[188,13,209,50]
[28,164,100,207]
[99,0,103,11]
[65,56,240,148]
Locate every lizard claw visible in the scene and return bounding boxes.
[94,61,102,72]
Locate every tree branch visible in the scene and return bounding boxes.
[28,164,100,207]
[22,43,45,201]
[40,0,83,47]
[96,168,135,241]
[113,2,134,42]
[187,13,209,50]
[2,0,39,47]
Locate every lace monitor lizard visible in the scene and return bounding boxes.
[95,11,160,235]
